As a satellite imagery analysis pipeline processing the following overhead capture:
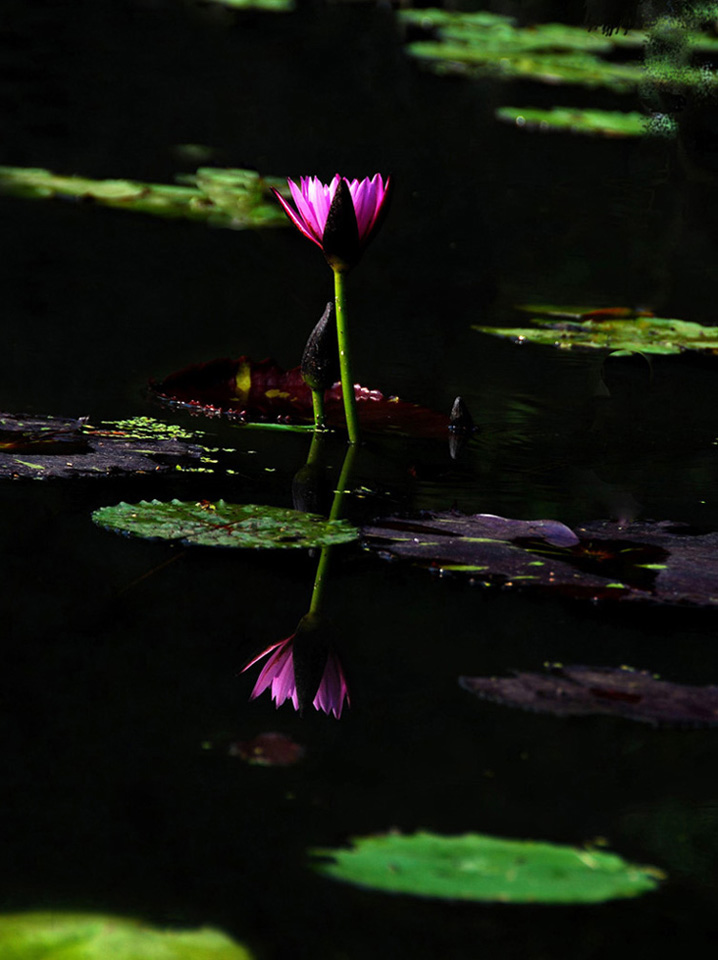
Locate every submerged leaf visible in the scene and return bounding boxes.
[314,831,662,903]
[152,356,450,438]
[93,500,358,549]
[0,912,252,959]
[229,732,305,766]
[363,514,718,607]
[474,316,718,355]
[461,665,718,726]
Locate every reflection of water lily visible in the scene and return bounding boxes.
[272,174,391,270]
[243,614,350,718]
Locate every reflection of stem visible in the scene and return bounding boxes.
[309,443,357,616]
[310,388,326,431]
[333,268,360,445]
[305,429,325,468]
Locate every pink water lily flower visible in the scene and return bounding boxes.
[243,618,350,719]
[272,174,391,270]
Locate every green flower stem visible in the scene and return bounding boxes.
[333,268,360,445]
[309,444,356,616]
[311,388,326,432]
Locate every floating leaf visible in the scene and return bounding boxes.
[495,107,666,138]
[474,316,718,356]
[314,831,662,903]
[93,500,358,549]
[0,413,205,480]
[0,912,252,959]
[400,10,647,92]
[0,166,287,229]
[363,514,718,606]
[515,304,655,320]
[400,9,715,95]
[152,356,450,438]
[461,665,718,726]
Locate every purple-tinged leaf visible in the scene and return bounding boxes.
[363,513,718,607]
[460,665,718,726]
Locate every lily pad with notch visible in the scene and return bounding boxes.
[460,664,718,726]
[363,513,718,606]
[313,830,662,903]
[152,356,450,438]
[0,413,207,480]
[93,500,358,549]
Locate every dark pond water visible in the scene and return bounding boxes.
[3,1,718,957]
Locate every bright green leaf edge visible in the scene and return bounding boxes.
[313,831,664,904]
[0,912,253,959]
[92,500,358,549]
[473,317,718,355]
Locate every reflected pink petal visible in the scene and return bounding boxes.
[313,650,350,719]
[243,628,350,719]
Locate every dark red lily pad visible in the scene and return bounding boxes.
[0,413,205,479]
[460,665,718,726]
[151,356,450,438]
[362,513,718,607]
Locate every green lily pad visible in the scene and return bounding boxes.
[473,316,718,355]
[399,9,717,95]
[313,831,663,903]
[0,912,252,959]
[0,166,287,229]
[93,500,358,549]
[495,106,671,138]
[400,10,647,92]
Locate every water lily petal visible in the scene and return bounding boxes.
[313,650,350,719]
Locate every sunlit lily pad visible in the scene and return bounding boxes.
[474,316,718,355]
[400,10,646,92]
[93,500,358,549]
[363,514,718,606]
[313,831,662,903]
[400,9,715,94]
[152,356,450,438]
[0,413,205,480]
[0,166,287,229]
[0,912,252,959]
[461,665,718,726]
[495,107,667,138]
